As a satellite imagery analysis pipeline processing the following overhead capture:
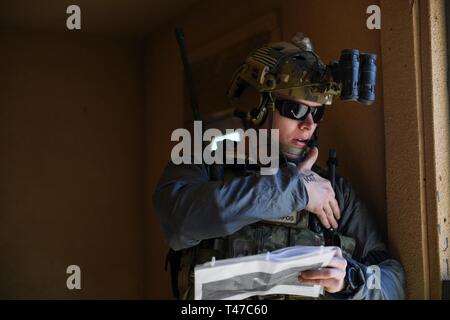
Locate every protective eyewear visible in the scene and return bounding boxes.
[274,99,325,123]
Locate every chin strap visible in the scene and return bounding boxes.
[279,126,319,165]
[267,93,275,130]
[264,94,276,167]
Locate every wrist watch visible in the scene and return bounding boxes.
[345,261,366,292]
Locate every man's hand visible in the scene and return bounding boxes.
[298,248,347,293]
[298,147,340,229]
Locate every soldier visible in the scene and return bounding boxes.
[153,33,406,300]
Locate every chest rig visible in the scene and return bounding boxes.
[167,163,356,300]
[220,163,356,258]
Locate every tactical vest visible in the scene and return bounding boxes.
[167,164,356,300]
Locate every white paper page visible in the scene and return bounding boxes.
[195,245,337,300]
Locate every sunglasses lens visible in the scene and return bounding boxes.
[277,100,308,120]
[311,106,325,123]
[288,103,309,120]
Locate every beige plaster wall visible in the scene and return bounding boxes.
[0,30,146,298]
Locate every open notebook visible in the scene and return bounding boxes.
[194,245,338,300]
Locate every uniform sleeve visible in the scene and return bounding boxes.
[153,162,309,251]
[335,176,406,300]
